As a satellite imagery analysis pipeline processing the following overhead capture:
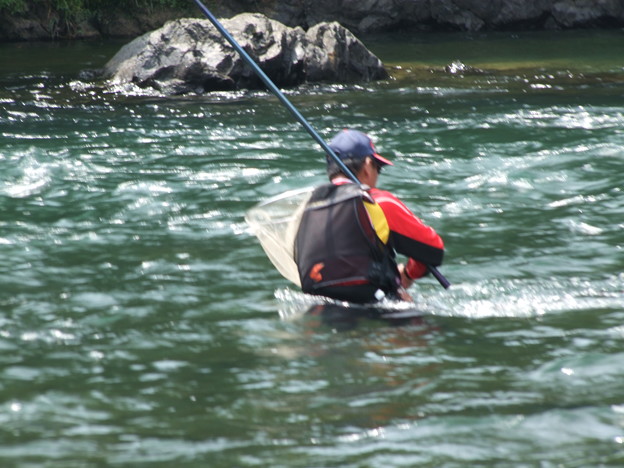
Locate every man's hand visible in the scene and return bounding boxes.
[398,263,415,289]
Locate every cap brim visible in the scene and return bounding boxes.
[373,152,393,166]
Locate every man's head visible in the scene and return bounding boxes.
[326,130,392,182]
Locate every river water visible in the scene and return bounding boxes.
[1,28,623,467]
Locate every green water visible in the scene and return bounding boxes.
[0,29,623,467]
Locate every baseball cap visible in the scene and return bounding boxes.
[328,129,393,167]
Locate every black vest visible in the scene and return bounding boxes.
[294,183,399,298]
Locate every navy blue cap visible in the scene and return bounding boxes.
[328,129,393,166]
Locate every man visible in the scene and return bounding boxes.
[294,129,444,304]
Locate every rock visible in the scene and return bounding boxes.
[103,13,388,94]
[304,22,389,82]
[3,0,624,42]
[270,0,624,32]
[0,16,49,41]
[494,0,553,26]
[551,0,624,28]
[443,2,486,30]
[301,0,402,34]
[443,60,487,75]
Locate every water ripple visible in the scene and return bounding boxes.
[1,33,623,468]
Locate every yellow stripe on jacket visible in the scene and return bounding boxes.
[363,200,390,244]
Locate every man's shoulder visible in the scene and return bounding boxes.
[369,187,400,203]
[308,182,368,207]
[370,189,414,217]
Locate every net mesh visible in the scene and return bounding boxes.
[245,187,314,286]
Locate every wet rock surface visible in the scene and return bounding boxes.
[102,13,388,94]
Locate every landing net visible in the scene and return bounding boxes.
[245,187,314,286]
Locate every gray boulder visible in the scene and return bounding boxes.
[267,0,624,33]
[3,0,624,41]
[103,13,388,95]
[551,0,624,28]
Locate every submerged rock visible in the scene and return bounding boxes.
[443,60,487,75]
[103,13,388,95]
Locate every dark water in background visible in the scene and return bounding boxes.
[0,28,623,467]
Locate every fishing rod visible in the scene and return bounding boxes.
[192,0,450,290]
[192,0,358,184]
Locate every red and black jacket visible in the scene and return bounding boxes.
[294,181,444,300]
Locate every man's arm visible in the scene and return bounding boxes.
[371,189,444,279]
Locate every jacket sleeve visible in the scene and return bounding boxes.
[371,189,444,279]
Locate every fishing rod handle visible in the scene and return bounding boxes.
[428,265,451,289]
